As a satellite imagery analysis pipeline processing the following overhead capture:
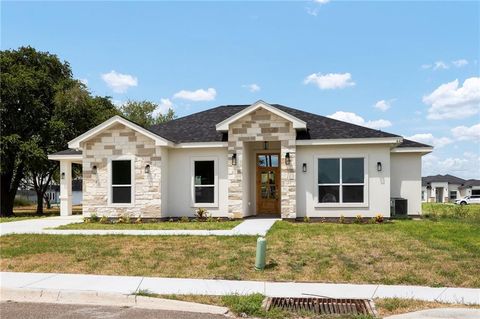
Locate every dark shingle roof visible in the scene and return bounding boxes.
[50,149,82,156]
[396,139,431,148]
[150,104,428,146]
[462,179,480,187]
[422,174,466,186]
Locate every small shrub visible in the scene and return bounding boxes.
[303,216,310,223]
[125,215,131,224]
[135,217,142,224]
[117,214,127,223]
[99,216,108,224]
[83,217,90,223]
[206,214,214,223]
[180,216,189,223]
[90,213,99,223]
[355,214,363,224]
[168,218,174,222]
[339,215,346,224]
[375,214,384,223]
[369,217,376,224]
[453,205,469,219]
[195,208,209,221]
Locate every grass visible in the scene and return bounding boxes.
[0,205,82,223]
[147,294,479,318]
[1,206,479,287]
[421,202,480,221]
[55,220,241,230]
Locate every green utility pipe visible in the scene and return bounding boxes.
[255,237,266,270]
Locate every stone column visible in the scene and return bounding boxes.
[228,140,243,218]
[280,140,296,219]
[59,160,72,216]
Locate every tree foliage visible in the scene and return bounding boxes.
[120,100,176,127]
[0,46,117,216]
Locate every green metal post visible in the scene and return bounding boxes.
[255,237,266,270]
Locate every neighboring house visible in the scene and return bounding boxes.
[48,100,432,219]
[421,175,480,203]
[459,179,480,197]
[16,180,83,206]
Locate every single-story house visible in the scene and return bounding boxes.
[48,100,432,219]
[421,175,480,203]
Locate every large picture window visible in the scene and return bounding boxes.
[193,159,217,205]
[111,160,132,204]
[317,157,365,204]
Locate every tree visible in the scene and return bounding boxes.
[0,47,118,216]
[120,100,176,127]
[1,47,72,216]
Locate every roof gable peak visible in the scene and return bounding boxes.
[215,100,307,131]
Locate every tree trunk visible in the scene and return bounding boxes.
[43,192,51,209]
[0,163,24,217]
[35,190,44,214]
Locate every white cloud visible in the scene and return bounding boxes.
[374,99,394,112]
[306,7,319,16]
[101,70,138,93]
[406,133,452,148]
[152,98,174,117]
[173,88,217,101]
[422,153,480,179]
[424,77,480,120]
[421,64,432,70]
[327,111,392,129]
[242,83,261,92]
[452,59,468,67]
[314,0,330,3]
[433,61,449,70]
[451,123,480,141]
[79,78,88,86]
[304,73,355,90]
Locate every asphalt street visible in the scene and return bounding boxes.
[0,301,228,319]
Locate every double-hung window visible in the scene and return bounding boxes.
[317,157,366,204]
[111,160,132,204]
[192,158,217,206]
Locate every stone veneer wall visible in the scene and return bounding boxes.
[82,123,162,217]
[228,107,297,219]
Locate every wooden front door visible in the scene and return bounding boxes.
[256,153,280,214]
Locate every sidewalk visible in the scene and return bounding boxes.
[1,272,479,305]
[0,216,278,236]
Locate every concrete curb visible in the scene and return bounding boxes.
[0,287,229,315]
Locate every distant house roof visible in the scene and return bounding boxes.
[461,179,480,188]
[422,174,466,186]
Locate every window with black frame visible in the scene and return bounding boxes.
[317,157,365,203]
[194,160,215,203]
[111,160,132,204]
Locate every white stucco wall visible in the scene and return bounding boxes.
[166,147,229,217]
[296,144,391,218]
[390,153,422,215]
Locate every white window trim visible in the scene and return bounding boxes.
[107,155,135,207]
[191,156,219,208]
[313,154,369,208]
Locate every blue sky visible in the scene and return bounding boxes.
[2,1,479,178]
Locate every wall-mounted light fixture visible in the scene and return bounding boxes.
[263,141,269,150]
[302,163,307,173]
[285,152,291,165]
[61,172,65,179]
[232,153,237,166]
[92,165,97,174]
[145,164,151,174]
[377,162,382,172]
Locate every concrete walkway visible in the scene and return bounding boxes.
[0,216,278,236]
[385,308,480,319]
[1,272,479,305]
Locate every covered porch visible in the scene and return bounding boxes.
[48,149,83,216]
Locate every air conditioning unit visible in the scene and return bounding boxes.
[390,198,408,217]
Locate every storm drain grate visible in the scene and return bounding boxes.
[263,297,377,316]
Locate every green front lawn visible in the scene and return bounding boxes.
[0,205,82,223]
[55,220,241,230]
[1,215,479,288]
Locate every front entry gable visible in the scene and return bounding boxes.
[215,100,307,132]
